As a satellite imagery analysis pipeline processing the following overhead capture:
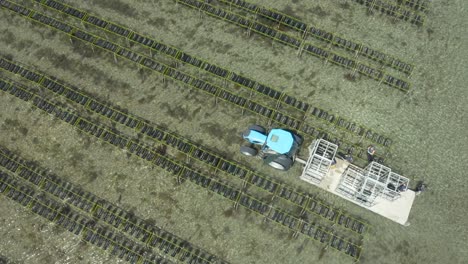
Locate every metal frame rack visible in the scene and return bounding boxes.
[336,161,410,207]
[300,139,338,185]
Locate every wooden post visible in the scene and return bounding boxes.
[302,26,308,40]
[263,205,273,222]
[271,184,280,202]
[300,195,310,216]
[292,219,303,238]
[234,190,242,210]
[198,4,203,19]
[242,179,248,189]
[297,40,304,57]
[368,0,376,13]
[351,62,358,79]
[358,133,365,144]
[407,68,413,79]
[377,68,385,87]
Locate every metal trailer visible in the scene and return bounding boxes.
[299,139,415,225]
[299,139,410,207]
[335,161,410,207]
[300,139,338,185]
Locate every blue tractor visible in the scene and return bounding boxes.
[240,125,303,171]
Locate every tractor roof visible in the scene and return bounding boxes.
[266,129,294,154]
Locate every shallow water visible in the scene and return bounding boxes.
[0,0,467,263]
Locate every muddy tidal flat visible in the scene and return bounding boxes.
[0,0,467,264]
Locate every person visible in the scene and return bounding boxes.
[415,182,426,195]
[337,152,354,163]
[367,145,376,163]
[397,182,407,192]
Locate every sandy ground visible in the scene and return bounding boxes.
[0,0,467,263]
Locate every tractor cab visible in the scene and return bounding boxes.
[241,125,302,171]
[245,130,268,145]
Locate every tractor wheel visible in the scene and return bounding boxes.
[293,134,304,146]
[240,146,258,156]
[248,124,266,134]
[268,155,293,171]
